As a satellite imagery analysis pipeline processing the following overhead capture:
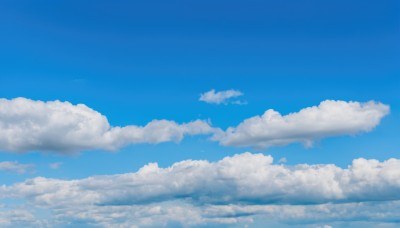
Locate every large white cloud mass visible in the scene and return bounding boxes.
[0,98,215,153]
[0,98,389,153]
[1,153,400,227]
[214,100,389,148]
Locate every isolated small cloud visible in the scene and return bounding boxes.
[0,161,34,174]
[213,100,389,148]
[199,89,244,105]
[278,157,287,163]
[0,98,216,154]
[49,162,62,170]
[319,225,333,228]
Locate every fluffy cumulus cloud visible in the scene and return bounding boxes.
[0,98,389,154]
[199,89,244,104]
[0,161,34,174]
[1,153,400,227]
[0,98,215,154]
[214,100,390,148]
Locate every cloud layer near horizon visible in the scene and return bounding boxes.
[1,152,400,227]
[214,100,389,148]
[0,98,215,153]
[4,153,400,206]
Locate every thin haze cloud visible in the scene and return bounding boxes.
[0,161,34,174]
[49,162,62,170]
[199,89,245,105]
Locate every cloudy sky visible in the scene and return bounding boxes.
[0,0,399,227]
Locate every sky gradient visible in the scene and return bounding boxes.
[0,0,399,227]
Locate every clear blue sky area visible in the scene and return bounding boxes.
[0,0,399,180]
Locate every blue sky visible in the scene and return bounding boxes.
[0,0,399,227]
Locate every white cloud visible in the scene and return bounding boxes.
[2,152,400,227]
[213,100,389,148]
[49,162,62,170]
[0,98,216,154]
[278,157,287,163]
[199,89,244,105]
[3,200,400,227]
[0,207,48,228]
[0,98,388,153]
[5,152,400,206]
[203,201,400,227]
[0,161,34,174]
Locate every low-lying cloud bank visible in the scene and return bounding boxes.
[3,153,400,206]
[0,98,215,154]
[1,153,400,227]
[3,201,399,228]
[214,100,389,148]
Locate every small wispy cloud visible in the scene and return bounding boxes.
[0,161,34,174]
[49,162,62,170]
[199,89,245,105]
[278,157,287,163]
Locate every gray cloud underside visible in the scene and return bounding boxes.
[1,153,400,227]
[3,201,399,228]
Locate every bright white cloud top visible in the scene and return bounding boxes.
[4,152,400,205]
[0,98,390,154]
[1,152,400,227]
[0,98,215,153]
[199,89,244,104]
[214,100,390,148]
